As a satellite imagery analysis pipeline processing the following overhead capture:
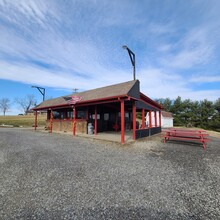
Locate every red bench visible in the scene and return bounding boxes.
[164,128,210,149]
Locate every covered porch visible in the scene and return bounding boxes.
[32,80,162,144]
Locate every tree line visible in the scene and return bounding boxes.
[0,95,36,116]
[155,97,220,132]
[1,95,220,132]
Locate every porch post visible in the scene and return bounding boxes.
[142,109,145,129]
[159,111,162,127]
[121,100,125,144]
[73,106,76,136]
[149,111,152,128]
[86,107,89,121]
[50,109,53,133]
[154,111,157,127]
[34,110,38,130]
[132,101,136,140]
[94,105,97,135]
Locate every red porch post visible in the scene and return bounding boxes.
[132,101,136,140]
[86,107,89,121]
[94,105,97,135]
[154,111,157,127]
[142,109,145,129]
[121,100,125,144]
[50,109,53,133]
[73,106,76,136]
[149,111,152,128]
[34,111,38,130]
[159,111,162,127]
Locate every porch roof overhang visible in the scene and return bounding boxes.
[32,80,162,112]
[32,94,134,111]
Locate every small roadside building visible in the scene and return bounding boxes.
[161,111,173,128]
[33,80,162,144]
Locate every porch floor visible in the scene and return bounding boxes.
[77,130,134,143]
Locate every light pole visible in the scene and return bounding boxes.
[122,45,136,80]
[31,86,45,101]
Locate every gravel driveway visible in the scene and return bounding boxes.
[0,128,220,219]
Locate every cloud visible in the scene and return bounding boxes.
[0,0,220,105]
[138,67,220,101]
[149,23,174,35]
[160,27,214,69]
[0,0,59,27]
[189,74,220,83]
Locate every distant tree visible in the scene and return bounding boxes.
[155,98,172,112]
[15,95,36,115]
[214,98,220,113]
[199,99,215,129]
[172,96,184,126]
[0,98,10,116]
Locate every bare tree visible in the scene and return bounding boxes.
[0,98,10,116]
[15,95,36,115]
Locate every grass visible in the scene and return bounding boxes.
[0,115,47,127]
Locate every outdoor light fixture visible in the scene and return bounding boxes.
[122,45,136,80]
[31,86,45,101]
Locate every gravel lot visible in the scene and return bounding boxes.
[0,128,220,219]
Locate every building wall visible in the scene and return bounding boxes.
[46,120,87,134]
[161,117,173,128]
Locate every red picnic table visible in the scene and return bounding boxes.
[163,128,210,149]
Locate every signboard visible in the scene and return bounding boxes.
[67,96,83,105]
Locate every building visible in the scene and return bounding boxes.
[146,111,173,128]
[32,80,162,144]
[161,111,173,128]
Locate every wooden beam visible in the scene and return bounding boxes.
[155,111,157,127]
[94,105,97,135]
[121,100,125,144]
[132,102,136,140]
[142,109,145,129]
[34,111,37,130]
[73,106,76,136]
[149,111,152,128]
[50,109,53,133]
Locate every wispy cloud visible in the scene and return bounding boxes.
[149,23,174,35]
[189,74,220,83]
[0,0,220,104]
[159,27,214,69]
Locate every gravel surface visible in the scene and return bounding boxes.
[0,128,220,219]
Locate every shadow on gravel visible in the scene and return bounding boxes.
[13,206,195,220]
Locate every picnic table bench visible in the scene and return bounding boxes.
[164,128,210,149]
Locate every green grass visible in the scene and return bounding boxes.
[0,115,47,127]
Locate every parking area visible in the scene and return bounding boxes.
[0,128,220,219]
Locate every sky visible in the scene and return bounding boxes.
[0,0,220,115]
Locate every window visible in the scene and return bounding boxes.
[104,113,109,121]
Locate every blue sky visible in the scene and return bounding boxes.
[0,0,220,115]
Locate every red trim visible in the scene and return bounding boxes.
[142,109,145,129]
[86,108,89,121]
[34,111,37,130]
[149,111,152,128]
[50,110,53,133]
[159,111,162,127]
[132,102,136,140]
[140,92,162,109]
[121,100,125,144]
[138,97,161,111]
[73,107,76,136]
[32,95,130,111]
[154,111,157,127]
[94,105,97,135]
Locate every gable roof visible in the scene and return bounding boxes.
[33,80,140,110]
[162,111,173,118]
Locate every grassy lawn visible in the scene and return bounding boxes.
[0,115,47,127]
